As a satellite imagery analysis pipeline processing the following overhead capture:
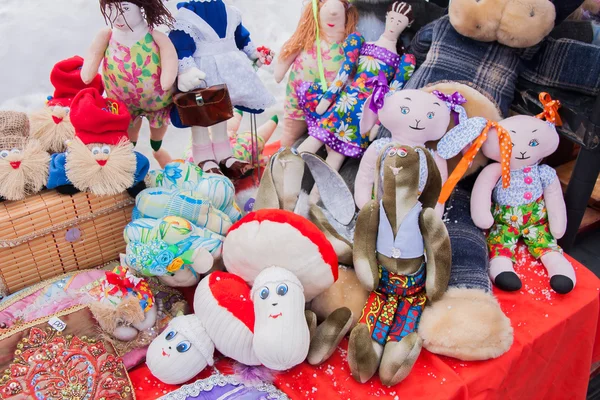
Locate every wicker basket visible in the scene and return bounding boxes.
[0,190,134,295]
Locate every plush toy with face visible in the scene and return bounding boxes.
[90,266,158,342]
[0,112,50,201]
[122,216,224,287]
[146,314,215,385]
[274,0,358,147]
[80,0,178,168]
[29,56,105,154]
[46,88,150,197]
[441,93,575,294]
[355,88,460,215]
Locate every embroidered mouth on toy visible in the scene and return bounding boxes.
[9,161,21,169]
[269,312,283,319]
[515,155,531,160]
[96,159,108,166]
[409,125,425,131]
[327,23,335,27]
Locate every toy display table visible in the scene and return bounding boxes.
[129,246,600,400]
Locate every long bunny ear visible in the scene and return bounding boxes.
[373,142,396,203]
[301,152,355,226]
[360,96,379,137]
[416,147,442,210]
[437,116,488,160]
[253,148,283,210]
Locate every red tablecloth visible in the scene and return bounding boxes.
[130,244,600,400]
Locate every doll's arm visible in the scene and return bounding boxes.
[541,166,567,239]
[274,51,300,84]
[420,208,451,302]
[152,31,178,91]
[81,28,111,84]
[354,145,377,210]
[234,23,258,61]
[390,53,416,88]
[168,29,206,92]
[317,33,365,114]
[353,200,380,291]
[470,163,502,230]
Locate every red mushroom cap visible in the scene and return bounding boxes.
[224,209,338,301]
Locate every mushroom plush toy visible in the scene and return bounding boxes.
[220,209,351,370]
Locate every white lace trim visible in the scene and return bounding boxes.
[158,373,289,400]
[178,56,197,74]
[173,20,206,47]
[242,42,257,59]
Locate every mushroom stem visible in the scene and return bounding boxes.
[251,267,310,370]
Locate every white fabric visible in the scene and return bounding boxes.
[178,56,197,73]
[174,7,275,111]
[252,267,310,371]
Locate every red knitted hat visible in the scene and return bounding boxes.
[47,56,104,107]
[70,88,131,146]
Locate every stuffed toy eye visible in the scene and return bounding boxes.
[276,283,288,296]
[176,341,191,353]
[91,146,102,156]
[101,145,112,155]
[259,287,270,299]
[291,147,299,155]
[165,330,177,341]
[64,107,70,115]
[400,106,410,115]
[397,148,408,158]
[0,150,10,158]
[388,148,397,156]
[427,112,435,119]
[10,149,21,155]
[529,139,539,147]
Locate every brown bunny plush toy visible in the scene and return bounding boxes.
[349,144,451,386]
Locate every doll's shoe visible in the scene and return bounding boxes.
[219,157,253,180]
[550,275,574,294]
[126,181,147,199]
[494,271,522,292]
[307,307,353,366]
[198,160,223,175]
[348,323,382,383]
[379,332,422,386]
[56,184,81,195]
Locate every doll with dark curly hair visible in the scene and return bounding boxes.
[81,1,179,168]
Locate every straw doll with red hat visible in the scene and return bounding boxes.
[438,93,575,294]
[29,56,104,154]
[0,111,50,201]
[47,88,150,197]
[81,0,178,168]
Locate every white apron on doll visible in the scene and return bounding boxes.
[169,0,275,177]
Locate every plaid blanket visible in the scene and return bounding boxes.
[406,16,600,117]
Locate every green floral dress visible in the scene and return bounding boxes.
[284,40,345,120]
[103,32,173,128]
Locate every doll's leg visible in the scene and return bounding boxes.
[379,332,422,386]
[540,252,576,294]
[227,109,243,138]
[191,126,221,174]
[348,323,384,383]
[297,135,324,154]
[128,117,143,146]
[211,121,252,180]
[258,115,279,143]
[307,307,353,366]
[149,124,172,168]
[281,118,307,147]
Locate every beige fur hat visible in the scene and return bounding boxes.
[0,111,30,150]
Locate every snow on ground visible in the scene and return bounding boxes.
[0,0,303,168]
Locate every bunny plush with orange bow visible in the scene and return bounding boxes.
[437,93,575,295]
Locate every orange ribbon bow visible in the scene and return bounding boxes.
[536,92,562,126]
[438,121,513,204]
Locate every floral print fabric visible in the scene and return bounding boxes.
[300,32,416,158]
[103,32,173,128]
[488,196,562,261]
[493,164,557,207]
[284,40,345,120]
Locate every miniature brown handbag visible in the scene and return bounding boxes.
[173,81,234,127]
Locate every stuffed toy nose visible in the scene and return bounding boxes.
[9,161,21,169]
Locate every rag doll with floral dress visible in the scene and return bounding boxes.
[298,1,416,187]
[274,0,359,147]
[81,0,178,168]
